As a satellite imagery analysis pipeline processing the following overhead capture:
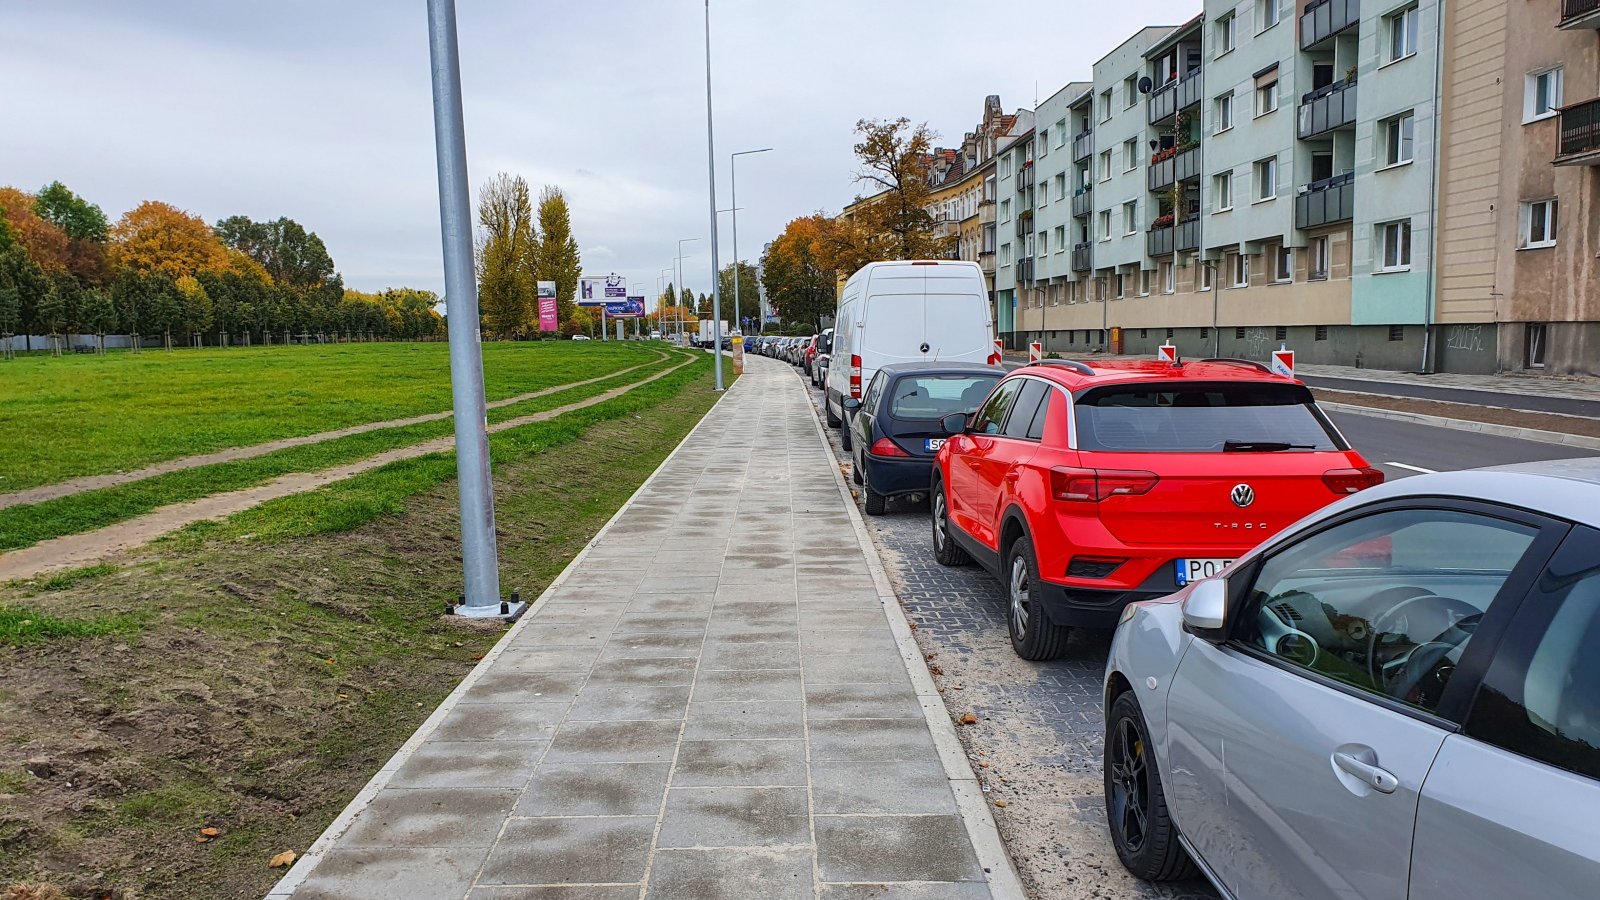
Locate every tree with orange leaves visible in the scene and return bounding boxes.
[0,186,72,274]
[761,214,838,330]
[109,200,230,280]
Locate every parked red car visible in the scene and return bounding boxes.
[930,358,1382,660]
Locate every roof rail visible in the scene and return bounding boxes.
[1029,359,1096,376]
[1199,357,1274,374]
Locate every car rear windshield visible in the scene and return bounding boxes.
[818,333,832,353]
[890,374,1000,420]
[1074,382,1341,452]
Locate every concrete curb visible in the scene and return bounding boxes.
[1321,401,1600,452]
[798,371,1029,900]
[267,353,729,898]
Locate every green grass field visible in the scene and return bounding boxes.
[0,341,656,493]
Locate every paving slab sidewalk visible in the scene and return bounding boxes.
[269,355,1020,900]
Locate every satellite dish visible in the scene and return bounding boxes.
[1138,76,1154,94]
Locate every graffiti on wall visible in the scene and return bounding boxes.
[1243,327,1273,361]
[1445,324,1486,353]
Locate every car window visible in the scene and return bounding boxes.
[889,374,999,420]
[1233,507,1540,714]
[818,333,833,353]
[1003,379,1050,439]
[1466,527,1600,780]
[862,372,886,411]
[1026,387,1053,440]
[1075,381,1340,452]
[973,379,1023,435]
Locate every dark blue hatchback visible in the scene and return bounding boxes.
[844,362,1003,515]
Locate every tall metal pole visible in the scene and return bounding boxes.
[703,0,725,390]
[426,0,516,618]
[729,148,772,338]
[677,237,699,345]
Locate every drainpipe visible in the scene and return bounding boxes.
[1421,0,1446,373]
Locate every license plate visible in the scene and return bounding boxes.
[1175,558,1234,586]
[925,438,946,452]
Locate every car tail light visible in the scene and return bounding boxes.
[849,354,862,398]
[1322,466,1385,494]
[868,438,910,458]
[1049,466,1160,502]
[1067,556,1125,578]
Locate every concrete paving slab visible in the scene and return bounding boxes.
[338,788,520,847]
[814,815,985,883]
[645,848,814,900]
[478,817,656,885]
[671,739,808,787]
[515,762,671,817]
[656,785,809,849]
[292,847,489,899]
[386,741,546,790]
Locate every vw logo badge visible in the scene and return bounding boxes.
[1230,484,1256,508]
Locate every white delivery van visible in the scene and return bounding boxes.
[823,260,996,447]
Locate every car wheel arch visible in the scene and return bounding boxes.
[1000,505,1033,561]
[1105,670,1136,711]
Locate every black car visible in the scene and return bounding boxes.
[843,362,1002,515]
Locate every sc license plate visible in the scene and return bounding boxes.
[1175,558,1234,586]
[925,438,946,451]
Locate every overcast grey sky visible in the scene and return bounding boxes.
[2,0,1197,300]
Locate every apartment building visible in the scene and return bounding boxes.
[993,109,1037,337]
[1030,81,1094,316]
[1434,0,1600,375]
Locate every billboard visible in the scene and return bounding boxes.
[537,281,559,332]
[603,295,646,319]
[577,274,628,306]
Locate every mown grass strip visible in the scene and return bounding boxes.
[0,352,690,552]
[0,604,142,646]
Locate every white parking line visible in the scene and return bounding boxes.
[1386,461,1438,475]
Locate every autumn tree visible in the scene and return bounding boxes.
[110,201,230,280]
[534,185,582,326]
[214,215,338,290]
[475,173,537,338]
[761,214,838,330]
[35,181,108,285]
[820,118,954,274]
[0,186,71,274]
[717,262,761,328]
[175,274,213,345]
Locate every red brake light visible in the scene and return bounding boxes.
[1049,467,1159,502]
[849,354,862,398]
[868,437,910,458]
[1322,466,1385,494]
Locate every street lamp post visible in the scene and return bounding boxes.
[730,147,772,336]
[703,0,725,391]
[677,237,699,345]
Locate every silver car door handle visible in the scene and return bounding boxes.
[1333,750,1399,794]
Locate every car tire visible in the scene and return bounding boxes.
[851,451,863,485]
[839,418,852,452]
[825,400,841,427]
[1005,535,1071,661]
[1104,691,1197,882]
[863,481,886,516]
[931,480,970,567]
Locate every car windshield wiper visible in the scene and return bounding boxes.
[1223,440,1317,452]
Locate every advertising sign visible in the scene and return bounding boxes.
[603,295,646,319]
[537,281,559,332]
[578,274,628,307]
[1270,348,1295,378]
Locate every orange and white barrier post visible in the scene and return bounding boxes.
[1029,341,1043,363]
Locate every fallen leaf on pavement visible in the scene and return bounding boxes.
[959,713,978,725]
[200,827,220,837]
[270,850,297,868]
[994,800,1009,807]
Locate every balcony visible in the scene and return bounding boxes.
[1298,80,1357,139]
[1017,256,1035,284]
[1555,98,1600,164]
[1301,0,1360,49]
[1147,72,1204,125]
[1295,173,1355,229]
[1072,242,1093,272]
[1147,145,1201,192]
[1560,0,1600,28]
[1072,129,1094,162]
[1146,214,1200,257]
[1072,185,1094,218]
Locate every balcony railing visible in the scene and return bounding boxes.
[1295,173,1355,229]
[1301,0,1360,48]
[1016,256,1035,284]
[1556,98,1600,163]
[1298,80,1358,139]
[1146,214,1200,257]
[1147,145,1202,192]
[1071,242,1092,272]
[1072,186,1094,218]
[1560,0,1600,28]
[1072,129,1094,162]
[1147,71,1204,125]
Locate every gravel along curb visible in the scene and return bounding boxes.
[1321,401,1600,452]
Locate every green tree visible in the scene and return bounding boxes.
[36,270,82,350]
[534,185,582,326]
[475,173,537,338]
[680,286,694,310]
[79,287,117,350]
[34,181,108,243]
[718,262,762,328]
[0,244,47,349]
[175,274,213,344]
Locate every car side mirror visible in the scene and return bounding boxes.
[1181,578,1229,643]
[940,412,968,436]
[843,398,861,411]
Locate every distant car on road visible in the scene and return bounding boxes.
[1104,457,1600,900]
[845,362,1002,515]
[571,334,591,341]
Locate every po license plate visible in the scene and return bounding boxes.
[1175,558,1234,586]
[925,438,946,452]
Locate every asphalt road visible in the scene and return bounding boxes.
[1330,410,1598,479]
[1303,374,1600,418]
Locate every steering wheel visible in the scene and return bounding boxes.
[1366,594,1482,698]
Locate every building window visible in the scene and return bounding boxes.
[1379,220,1413,270]
[1099,210,1112,241]
[1526,68,1564,123]
[1164,262,1176,293]
[1235,327,1246,340]
[1123,201,1137,235]
[1276,325,1288,341]
[1055,225,1067,251]
[1200,326,1210,340]
[1388,325,1405,341]
[1140,328,1148,339]
[1382,112,1415,166]
[1274,245,1293,282]
[1216,93,1235,133]
[1213,171,1234,212]
[1229,252,1250,287]
[1200,262,1215,291]
[1258,0,1281,31]
[1099,150,1113,181]
[1216,12,1236,56]
[1315,324,1329,341]
[1038,230,1049,255]
[1140,269,1152,296]
[1001,199,1011,221]
[1055,173,1066,200]
[1310,235,1330,280]
[1114,272,1126,298]
[1000,157,1011,179]
[1166,327,1175,339]
[1124,138,1139,172]
[1526,323,1548,368]
[1388,5,1419,62]
[1256,79,1278,117]
[1125,75,1139,108]
[1099,89,1113,122]
[1001,243,1012,266]
[1254,157,1277,201]
[1521,199,1559,249]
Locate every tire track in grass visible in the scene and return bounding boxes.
[0,352,699,581]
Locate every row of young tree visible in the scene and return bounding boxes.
[758,118,956,331]
[0,181,444,355]
[475,174,586,339]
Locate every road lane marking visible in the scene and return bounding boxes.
[1386,461,1438,475]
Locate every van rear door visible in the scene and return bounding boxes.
[861,267,930,370]
[922,266,991,363]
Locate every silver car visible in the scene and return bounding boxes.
[1104,457,1600,900]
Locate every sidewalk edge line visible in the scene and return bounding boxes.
[267,353,726,898]
[1321,401,1600,452]
[798,373,1029,900]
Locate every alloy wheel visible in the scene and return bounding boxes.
[1009,553,1031,638]
[1108,716,1151,853]
[933,492,948,551]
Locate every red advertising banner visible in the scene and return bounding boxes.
[537,281,559,332]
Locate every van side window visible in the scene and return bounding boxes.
[1003,380,1049,440]
[973,380,1022,435]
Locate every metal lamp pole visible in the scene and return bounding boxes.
[677,237,699,345]
[703,0,725,390]
[425,0,519,619]
[730,147,772,336]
